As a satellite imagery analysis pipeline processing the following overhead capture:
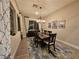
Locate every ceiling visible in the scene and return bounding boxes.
[15,0,76,18]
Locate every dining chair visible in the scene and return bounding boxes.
[44,30,47,34]
[44,33,57,52]
[48,31,52,35]
[33,31,40,47]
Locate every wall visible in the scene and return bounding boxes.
[0,0,10,59]
[43,0,79,48]
[20,16,26,38]
[25,18,29,33]
[10,0,27,38]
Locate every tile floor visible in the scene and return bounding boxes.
[14,37,79,59]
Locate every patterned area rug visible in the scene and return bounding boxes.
[27,37,74,59]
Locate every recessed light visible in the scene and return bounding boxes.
[35,11,39,15]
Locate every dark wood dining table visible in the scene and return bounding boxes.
[35,32,50,48]
[38,32,50,40]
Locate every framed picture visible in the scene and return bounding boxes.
[48,23,51,28]
[52,21,57,29]
[57,20,66,29]
[49,20,66,29]
[0,1,3,16]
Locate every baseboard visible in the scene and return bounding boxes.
[56,39,79,50]
[21,32,26,38]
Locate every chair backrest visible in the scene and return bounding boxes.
[49,33,57,43]
[34,31,39,39]
[48,31,52,35]
[44,30,47,34]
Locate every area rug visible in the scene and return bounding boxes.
[27,37,74,59]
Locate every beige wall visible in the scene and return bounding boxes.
[20,16,26,38]
[43,0,79,47]
[25,18,29,33]
[10,0,19,14]
[10,0,26,33]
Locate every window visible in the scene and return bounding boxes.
[29,20,39,30]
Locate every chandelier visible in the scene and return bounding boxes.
[32,0,46,22]
[32,0,48,9]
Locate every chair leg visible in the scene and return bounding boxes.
[48,45,50,53]
[53,44,56,51]
[36,39,38,48]
[33,37,37,47]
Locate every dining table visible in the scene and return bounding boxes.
[38,32,50,40]
[35,32,50,48]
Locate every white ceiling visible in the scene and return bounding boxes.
[15,0,76,18]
